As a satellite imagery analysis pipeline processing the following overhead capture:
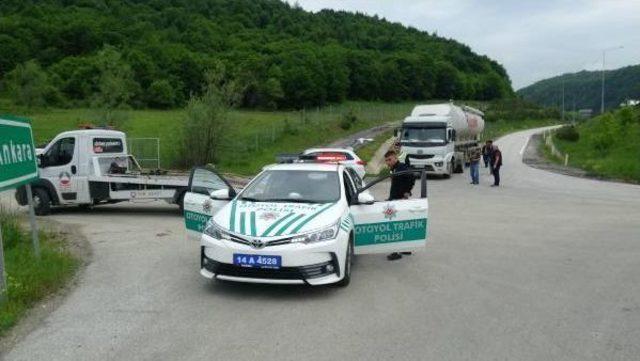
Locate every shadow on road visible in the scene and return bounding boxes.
[49,204,183,218]
[204,278,344,301]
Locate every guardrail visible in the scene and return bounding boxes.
[542,129,569,166]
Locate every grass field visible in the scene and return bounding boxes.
[553,107,640,182]
[0,211,79,335]
[2,102,417,175]
[1,99,563,175]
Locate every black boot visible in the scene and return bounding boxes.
[387,252,402,261]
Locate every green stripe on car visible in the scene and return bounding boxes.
[290,203,335,233]
[229,201,237,232]
[261,212,295,237]
[250,211,257,236]
[274,214,306,236]
[239,212,246,235]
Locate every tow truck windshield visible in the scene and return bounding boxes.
[400,127,447,147]
[240,170,340,203]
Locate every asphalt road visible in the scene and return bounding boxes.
[3,127,640,361]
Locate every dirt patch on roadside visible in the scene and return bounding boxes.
[523,134,589,178]
[0,219,92,355]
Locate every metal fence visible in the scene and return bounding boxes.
[128,137,161,169]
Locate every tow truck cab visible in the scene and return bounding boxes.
[15,128,188,215]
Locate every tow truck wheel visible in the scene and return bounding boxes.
[334,235,354,287]
[32,188,52,216]
[177,191,186,212]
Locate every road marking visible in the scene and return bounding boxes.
[519,137,531,155]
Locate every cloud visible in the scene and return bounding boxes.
[288,0,640,89]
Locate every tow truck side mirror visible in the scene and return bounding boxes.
[394,128,399,137]
[210,188,234,200]
[357,193,375,205]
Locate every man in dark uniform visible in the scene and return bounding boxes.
[383,150,415,261]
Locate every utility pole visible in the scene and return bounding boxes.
[601,46,624,114]
[562,75,565,122]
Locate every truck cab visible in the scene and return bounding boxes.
[23,129,128,208]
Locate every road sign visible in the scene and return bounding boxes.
[0,116,38,192]
[0,115,40,301]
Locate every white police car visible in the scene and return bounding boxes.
[183,163,428,286]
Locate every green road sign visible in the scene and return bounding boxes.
[0,115,38,192]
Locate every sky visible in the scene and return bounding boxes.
[287,0,640,90]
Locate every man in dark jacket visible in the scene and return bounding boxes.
[385,150,414,200]
[383,150,415,261]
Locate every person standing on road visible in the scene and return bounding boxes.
[486,140,495,175]
[481,140,492,168]
[491,145,503,187]
[383,150,415,261]
[469,145,481,185]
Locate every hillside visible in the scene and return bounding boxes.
[517,64,640,112]
[0,0,512,109]
[552,106,640,182]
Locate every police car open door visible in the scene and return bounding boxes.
[184,167,236,241]
[349,170,428,254]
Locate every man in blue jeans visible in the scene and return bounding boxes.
[469,145,481,185]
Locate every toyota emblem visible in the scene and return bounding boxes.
[250,239,265,249]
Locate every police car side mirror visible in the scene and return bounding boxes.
[357,192,375,205]
[210,188,233,200]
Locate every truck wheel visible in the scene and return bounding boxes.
[454,159,464,173]
[443,162,452,179]
[32,188,52,216]
[334,236,354,287]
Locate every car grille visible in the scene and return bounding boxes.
[228,234,293,248]
[408,154,435,160]
[202,256,336,280]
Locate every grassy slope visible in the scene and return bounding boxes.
[554,107,640,182]
[0,213,79,334]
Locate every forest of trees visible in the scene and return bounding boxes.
[0,0,513,110]
[517,64,640,112]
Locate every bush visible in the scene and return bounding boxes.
[283,119,299,135]
[147,80,176,109]
[556,125,579,141]
[340,109,358,130]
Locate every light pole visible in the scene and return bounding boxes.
[601,46,623,114]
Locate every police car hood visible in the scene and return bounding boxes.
[213,200,339,238]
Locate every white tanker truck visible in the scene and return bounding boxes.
[395,102,485,178]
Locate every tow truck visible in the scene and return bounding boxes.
[182,158,429,287]
[15,128,189,215]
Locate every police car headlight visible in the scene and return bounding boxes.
[292,222,340,244]
[204,220,231,240]
[434,161,443,167]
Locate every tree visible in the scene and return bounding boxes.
[147,79,176,109]
[91,46,139,127]
[4,60,60,108]
[180,66,242,166]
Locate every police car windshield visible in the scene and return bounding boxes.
[240,170,340,203]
